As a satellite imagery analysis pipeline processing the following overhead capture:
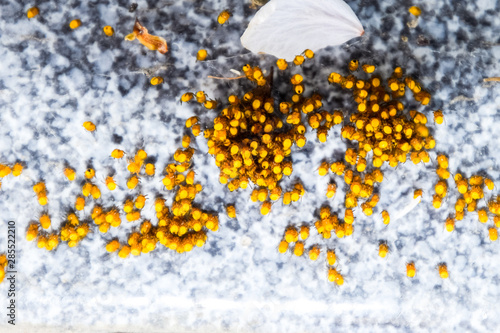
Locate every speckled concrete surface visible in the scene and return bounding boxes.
[0,0,500,332]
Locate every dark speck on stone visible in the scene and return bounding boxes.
[416,35,430,46]
[456,28,469,44]
[207,240,222,257]
[112,134,123,144]
[225,220,240,232]
[129,3,138,12]
[145,155,157,164]
[381,16,395,34]
[459,10,478,27]
[441,76,451,86]
[117,81,130,96]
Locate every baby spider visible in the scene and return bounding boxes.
[438,263,449,279]
[308,245,320,261]
[103,25,114,36]
[293,241,304,257]
[381,210,390,225]
[299,225,309,240]
[278,239,289,254]
[445,217,455,232]
[489,227,498,241]
[83,121,95,132]
[226,205,236,218]
[406,262,416,278]
[27,7,39,19]
[326,249,336,266]
[378,242,389,258]
[217,10,231,25]
[69,19,82,30]
[284,226,299,243]
[327,267,344,286]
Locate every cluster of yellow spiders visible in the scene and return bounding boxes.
[273,58,500,283]
[0,163,24,190]
[25,142,217,257]
[278,209,344,285]
[329,63,436,169]
[16,5,500,285]
[271,58,457,282]
[178,54,461,283]
[182,63,326,216]
[447,172,498,240]
[425,153,499,240]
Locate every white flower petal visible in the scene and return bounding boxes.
[241,0,364,61]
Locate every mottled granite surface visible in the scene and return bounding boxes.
[0,0,500,332]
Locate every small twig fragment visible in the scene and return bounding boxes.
[207,75,246,80]
[125,19,168,54]
[484,77,500,82]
